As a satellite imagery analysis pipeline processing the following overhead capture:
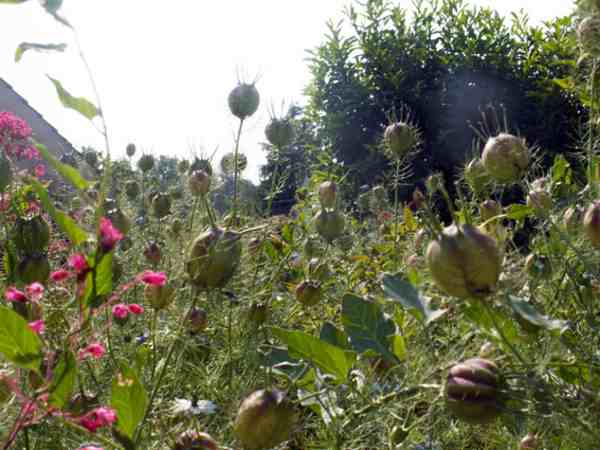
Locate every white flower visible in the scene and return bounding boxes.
[171,398,217,417]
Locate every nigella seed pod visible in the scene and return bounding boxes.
[234,389,296,450]
[247,302,269,325]
[151,193,171,219]
[526,189,552,216]
[314,209,345,242]
[584,202,600,250]
[265,117,294,148]
[445,358,505,424]
[12,215,50,254]
[186,307,208,333]
[228,83,260,120]
[295,280,322,306]
[481,133,529,183]
[464,158,491,193]
[384,121,419,158]
[426,224,501,299]
[137,154,155,173]
[563,206,582,232]
[188,170,211,197]
[173,430,218,450]
[318,181,337,209]
[126,143,136,158]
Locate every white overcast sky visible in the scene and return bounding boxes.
[1,0,574,182]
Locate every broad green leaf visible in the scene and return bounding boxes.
[341,294,398,364]
[258,345,312,383]
[0,306,43,373]
[271,328,355,382]
[28,177,88,245]
[48,350,77,409]
[463,302,521,349]
[382,273,446,324]
[391,334,406,361]
[506,204,533,221]
[508,296,565,331]
[34,143,89,191]
[110,365,148,440]
[15,42,66,62]
[319,322,350,349]
[47,76,99,120]
[83,252,113,308]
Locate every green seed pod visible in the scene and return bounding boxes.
[295,280,321,306]
[445,358,504,424]
[189,157,212,176]
[137,154,155,173]
[228,83,260,120]
[106,208,131,236]
[481,133,529,183]
[0,156,12,193]
[563,206,582,233]
[265,117,294,148]
[464,158,491,193]
[247,302,269,325]
[480,200,501,222]
[314,209,345,242]
[173,430,218,450]
[186,307,208,333]
[17,253,50,284]
[144,283,174,310]
[125,180,140,200]
[84,150,98,168]
[584,201,600,250]
[233,389,296,450]
[220,152,247,176]
[126,143,136,158]
[526,189,552,216]
[12,216,50,254]
[151,193,172,219]
[186,227,242,289]
[318,181,337,209]
[384,121,419,158]
[189,170,211,197]
[578,15,600,57]
[426,224,501,299]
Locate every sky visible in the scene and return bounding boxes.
[1,0,575,182]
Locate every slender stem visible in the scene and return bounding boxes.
[482,301,527,366]
[232,119,245,220]
[393,158,401,269]
[227,294,234,388]
[588,61,598,190]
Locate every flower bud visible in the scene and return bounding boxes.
[151,193,171,219]
[384,121,419,158]
[314,209,345,242]
[526,189,552,216]
[126,143,136,158]
[481,133,529,183]
[318,181,337,209]
[247,302,269,325]
[12,215,50,254]
[137,154,155,173]
[295,280,321,306]
[584,201,600,250]
[189,170,211,197]
[265,117,294,148]
[228,83,260,120]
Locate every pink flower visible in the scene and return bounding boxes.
[112,304,129,320]
[138,270,167,286]
[79,447,104,450]
[4,287,26,303]
[23,146,39,160]
[25,282,44,302]
[34,164,45,178]
[0,193,10,212]
[128,303,144,315]
[50,269,71,283]
[79,342,106,360]
[78,406,117,433]
[68,254,89,277]
[99,217,123,253]
[28,320,45,334]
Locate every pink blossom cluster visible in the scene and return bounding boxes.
[0,111,38,160]
[78,406,116,433]
[4,282,44,303]
[99,218,123,253]
[112,303,144,320]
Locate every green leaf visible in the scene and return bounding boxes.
[48,350,77,409]
[110,365,148,440]
[47,76,100,120]
[508,296,565,331]
[319,322,350,349]
[15,42,66,62]
[506,204,533,221]
[382,273,446,324]
[391,334,406,361]
[83,252,113,308]
[0,306,43,373]
[341,294,399,363]
[34,143,90,191]
[28,177,88,245]
[463,302,521,349]
[271,328,355,382]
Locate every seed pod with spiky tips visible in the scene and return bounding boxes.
[480,200,501,222]
[426,224,501,299]
[445,358,505,424]
[84,149,98,168]
[106,208,131,236]
[578,15,600,57]
[151,193,171,219]
[520,433,540,449]
[173,430,218,450]
[144,282,174,310]
[234,389,296,450]
[17,253,50,284]
[59,152,78,168]
[189,170,211,197]
[189,157,212,176]
[247,302,269,325]
[126,143,136,158]
[265,117,294,148]
[481,133,529,183]
[464,158,491,194]
[563,206,582,232]
[125,180,140,200]
[314,209,345,242]
[584,202,600,249]
[0,155,11,193]
[228,83,260,120]
[526,189,552,216]
[137,154,155,173]
[295,280,322,306]
[186,307,208,333]
[384,121,419,158]
[12,216,50,254]
[186,227,242,289]
[144,241,162,264]
[318,181,337,209]
[220,152,248,176]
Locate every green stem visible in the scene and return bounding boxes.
[393,158,401,269]
[482,300,527,366]
[588,61,598,190]
[232,118,245,220]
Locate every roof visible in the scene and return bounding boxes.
[0,77,77,158]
